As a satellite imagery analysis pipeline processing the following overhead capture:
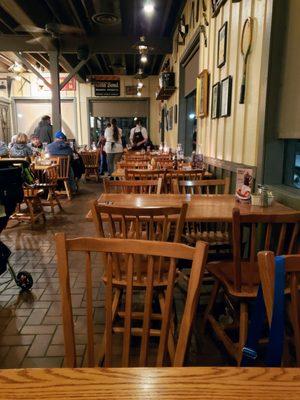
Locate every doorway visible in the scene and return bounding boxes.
[184,90,196,156]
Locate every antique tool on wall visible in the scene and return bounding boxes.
[200,25,208,47]
[239,17,254,104]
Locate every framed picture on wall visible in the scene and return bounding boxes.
[211,82,220,119]
[217,21,227,68]
[220,76,232,117]
[174,104,178,124]
[196,69,209,118]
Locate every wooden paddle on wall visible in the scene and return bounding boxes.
[239,17,254,104]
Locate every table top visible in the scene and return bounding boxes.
[0,367,300,399]
[111,169,213,178]
[86,194,296,222]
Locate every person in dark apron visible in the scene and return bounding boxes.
[130,119,148,151]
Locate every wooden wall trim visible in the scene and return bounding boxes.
[204,156,257,178]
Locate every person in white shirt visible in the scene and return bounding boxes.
[103,119,123,175]
[130,119,148,151]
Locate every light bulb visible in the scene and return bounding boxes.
[137,91,142,97]
[137,81,144,89]
[144,2,154,13]
[141,54,148,63]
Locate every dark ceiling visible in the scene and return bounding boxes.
[0,0,186,79]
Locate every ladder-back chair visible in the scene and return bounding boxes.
[172,177,230,195]
[33,165,62,213]
[172,178,230,248]
[125,169,166,181]
[117,161,149,170]
[81,151,100,182]
[258,252,300,366]
[103,178,163,194]
[56,235,208,367]
[164,169,204,193]
[52,156,72,200]
[203,208,300,364]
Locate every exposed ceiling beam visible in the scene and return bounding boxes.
[0,0,85,82]
[0,34,173,54]
[15,52,52,89]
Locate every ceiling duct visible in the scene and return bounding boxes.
[91,0,121,25]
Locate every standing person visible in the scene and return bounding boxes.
[130,119,148,151]
[104,119,123,176]
[9,133,33,158]
[34,115,53,144]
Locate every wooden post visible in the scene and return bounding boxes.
[49,51,62,133]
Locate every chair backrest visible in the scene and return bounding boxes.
[80,151,99,168]
[92,201,188,244]
[172,177,230,195]
[33,165,58,185]
[51,156,70,179]
[56,234,208,368]
[103,178,163,194]
[117,161,149,170]
[124,154,151,162]
[258,251,300,365]
[125,169,166,181]
[232,208,300,292]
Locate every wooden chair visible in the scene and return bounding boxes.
[32,165,62,214]
[172,178,230,249]
[103,178,163,194]
[203,208,300,365]
[80,151,100,182]
[11,187,46,225]
[164,169,204,193]
[258,252,300,366]
[56,234,208,367]
[172,177,230,195]
[117,161,149,170]
[124,154,151,162]
[52,156,72,200]
[125,169,166,181]
[92,202,188,245]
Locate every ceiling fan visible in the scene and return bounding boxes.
[15,22,84,45]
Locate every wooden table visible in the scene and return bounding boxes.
[86,194,296,221]
[0,367,300,399]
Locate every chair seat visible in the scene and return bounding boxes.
[206,261,260,298]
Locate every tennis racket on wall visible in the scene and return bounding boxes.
[239,17,254,104]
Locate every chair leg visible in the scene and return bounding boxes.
[64,180,72,200]
[158,292,175,364]
[95,288,122,367]
[237,302,248,366]
[201,280,220,334]
[53,188,63,211]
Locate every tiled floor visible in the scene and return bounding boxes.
[0,182,227,368]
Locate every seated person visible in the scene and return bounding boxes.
[46,131,77,193]
[46,131,74,157]
[9,133,33,158]
[29,134,43,155]
[0,141,8,157]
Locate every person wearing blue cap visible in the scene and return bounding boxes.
[46,131,74,157]
[46,131,77,193]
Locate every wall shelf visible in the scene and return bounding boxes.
[156,86,176,100]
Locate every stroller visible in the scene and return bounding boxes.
[0,159,33,291]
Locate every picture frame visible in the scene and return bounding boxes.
[211,0,228,17]
[174,104,178,124]
[220,76,232,117]
[211,82,220,119]
[217,21,227,68]
[196,69,209,118]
